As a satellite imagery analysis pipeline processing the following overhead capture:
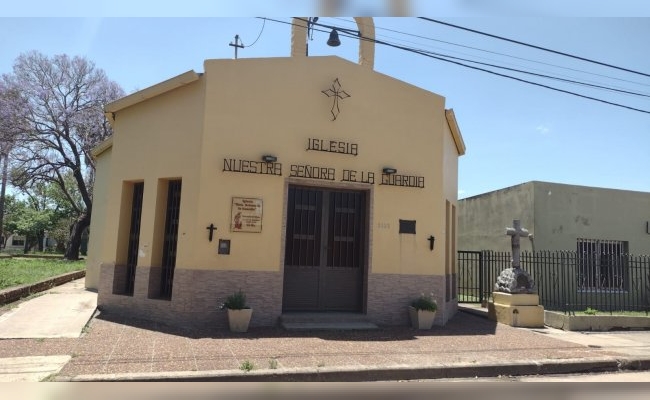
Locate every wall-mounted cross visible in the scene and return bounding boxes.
[206,223,217,242]
[427,235,435,251]
[321,78,350,121]
[505,219,529,269]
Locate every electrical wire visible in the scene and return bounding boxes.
[421,49,650,98]
[298,17,649,96]
[263,18,650,114]
[335,17,650,89]
[418,17,650,79]
[243,18,266,48]
[333,17,650,95]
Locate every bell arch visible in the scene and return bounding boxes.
[291,17,375,69]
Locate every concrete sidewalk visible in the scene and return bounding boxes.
[1,278,650,382]
[0,278,97,339]
[0,277,96,381]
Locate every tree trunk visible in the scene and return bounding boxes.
[56,240,66,253]
[64,213,90,260]
[0,152,7,250]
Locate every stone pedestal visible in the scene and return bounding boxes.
[488,292,544,328]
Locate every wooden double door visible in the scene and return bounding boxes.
[282,186,367,312]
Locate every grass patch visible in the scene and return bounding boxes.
[573,309,650,317]
[239,360,254,372]
[41,373,59,382]
[584,307,598,315]
[0,258,85,290]
[458,294,481,303]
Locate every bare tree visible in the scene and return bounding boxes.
[4,51,124,259]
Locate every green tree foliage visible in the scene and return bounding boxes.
[2,196,51,252]
[3,178,85,253]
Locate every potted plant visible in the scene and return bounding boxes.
[221,289,252,332]
[409,292,437,329]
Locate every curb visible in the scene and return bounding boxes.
[0,270,86,306]
[61,356,648,382]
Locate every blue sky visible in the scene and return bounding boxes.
[1,4,649,198]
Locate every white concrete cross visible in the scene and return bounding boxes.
[506,219,529,269]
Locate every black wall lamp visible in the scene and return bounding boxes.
[262,155,277,163]
[382,167,397,175]
[428,235,435,251]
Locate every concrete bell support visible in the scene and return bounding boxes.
[291,17,376,69]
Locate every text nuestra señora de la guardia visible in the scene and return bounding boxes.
[222,138,425,188]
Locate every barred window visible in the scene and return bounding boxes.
[577,238,628,291]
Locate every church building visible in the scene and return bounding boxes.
[86,18,466,329]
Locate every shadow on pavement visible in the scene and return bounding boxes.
[94,309,498,340]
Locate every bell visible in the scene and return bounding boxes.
[327,29,341,47]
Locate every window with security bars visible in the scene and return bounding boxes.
[125,182,144,296]
[160,180,182,300]
[577,238,628,291]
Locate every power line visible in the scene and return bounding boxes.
[418,17,650,79]
[228,18,267,58]
[244,18,266,48]
[422,49,650,98]
[371,34,650,114]
[336,17,650,89]
[262,18,650,114]
[309,18,650,96]
[334,17,650,95]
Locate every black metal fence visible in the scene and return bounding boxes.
[458,250,650,314]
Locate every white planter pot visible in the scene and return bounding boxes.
[227,308,252,332]
[408,306,436,329]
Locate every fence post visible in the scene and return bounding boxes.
[478,251,484,305]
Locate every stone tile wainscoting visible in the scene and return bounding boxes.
[98,264,283,329]
[99,265,452,329]
[367,273,447,326]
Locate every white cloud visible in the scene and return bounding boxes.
[535,124,551,135]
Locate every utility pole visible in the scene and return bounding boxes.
[229,34,244,59]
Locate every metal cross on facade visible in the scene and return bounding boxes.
[506,219,529,269]
[321,78,350,121]
[206,223,217,242]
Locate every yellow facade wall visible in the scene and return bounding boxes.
[89,55,463,287]
[97,78,205,270]
[85,146,112,289]
[190,56,448,275]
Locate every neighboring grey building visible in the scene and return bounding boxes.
[458,181,650,255]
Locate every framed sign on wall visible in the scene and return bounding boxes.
[230,197,263,232]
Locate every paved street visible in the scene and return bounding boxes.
[1,278,650,382]
[529,326,650,357]
[519,370,650,382]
